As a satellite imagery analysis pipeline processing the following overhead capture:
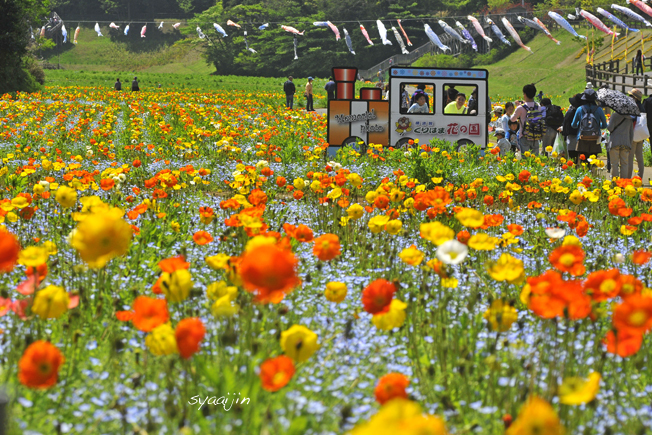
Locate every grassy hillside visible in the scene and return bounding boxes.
[43,23,213,74]
[478,29,589,103]
[480,28,652,103]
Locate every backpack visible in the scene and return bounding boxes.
[545,105,564,129]
[579,106,601,140]
[523,102,545,140]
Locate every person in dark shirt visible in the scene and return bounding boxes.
[324,77,336,100]
[131,77,140,92]
[283,76,296,109]
[114,78,122,91]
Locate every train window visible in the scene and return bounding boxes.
[443,84,479,116]
[400,82,435,115]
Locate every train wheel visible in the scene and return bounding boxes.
[342,136,367,154]
[395,137,416,149]
[455,139,475,153]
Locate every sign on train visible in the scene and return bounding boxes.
[326,66,489,154]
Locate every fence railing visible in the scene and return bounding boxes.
[586,58,652,94]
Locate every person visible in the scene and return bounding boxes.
[536,90,543,102]
[501,102,515,132]
[114,78,122,91]
[400,84,409,112]
[131,77,139,92]
[507,119,520,152]
[324,77,336,100]
[607,110,634,178]
[383,84,390,100]
[628,88,645,178]
[443,86,458,109]
[494,128,511,156]
[510,83,544,155]
[488,106,502,131]
[468,89,478,114]
[541,97,564,151]
[444,93,467,114]
[410,84,430,109]
[408,94,429,113]
[283,76,296,109]
[305,77,314,112]
[562,94,582,163]
[571,89,608,162]
[634,49,645,76]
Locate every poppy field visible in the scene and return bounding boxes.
[2,86,652,435]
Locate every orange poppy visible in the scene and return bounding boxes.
[619,274,644,299]
[100,178,115,191]
[608,197,632,217]
[293,190,304,200]
[175,318,206,359]
[374,195,390,209]
[507,224,524,236]
[632,250,652,266]
[527,271,590,320]
[239,244,300,304]
[116,310,134,321]
[575,220,589,237]
[158,255,190,273]
[457,230,471,244]
[193,231,213,245]
[294,224,314,243]
[604,329,643,358]
[313,234,341,261]
[374,373,410,405]
[583,269,621,302]
[613,295,652,334]
[276,176,287,187]
[18,341,64,389]
[0,230,21,273]
[248,189,268,206]
[548,245,585,276]
[259,355,295,392]
[518,170,531,183]
[362,279,396,314]
[132,296,169,332]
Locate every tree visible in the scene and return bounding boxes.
[0,0,50,94]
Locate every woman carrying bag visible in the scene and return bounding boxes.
[571,89,608,162]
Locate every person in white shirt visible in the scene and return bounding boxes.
[408,94,429,114]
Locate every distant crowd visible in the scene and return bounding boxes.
[492,82,650,180]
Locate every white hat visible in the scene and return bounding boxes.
[586,82,594,89]
[494,127,506,136]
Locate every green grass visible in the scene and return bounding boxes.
[478,29,590,103]
[42,23,212,74]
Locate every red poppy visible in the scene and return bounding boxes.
[175,318,206,359]
[313,234,341,261]
[132,296,169,332]
[632,250,652,266]
[604,329,643,358]
[0,230,21,273]
[374,373,410,405]
[18,341,65,389]
[613,294,652,334]
[362,279,396,314]
[239,244,300,304]
[259,355,295,392]
[583,269,621,302]
[549,245,585,276]
[193,231,213,245]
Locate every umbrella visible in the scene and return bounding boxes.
[597,88,640,116]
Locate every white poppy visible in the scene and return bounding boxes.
[436,240,469,265]
[545,227,565,240]
[614,253,625,264]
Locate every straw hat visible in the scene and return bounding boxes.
[629,88,643,101]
